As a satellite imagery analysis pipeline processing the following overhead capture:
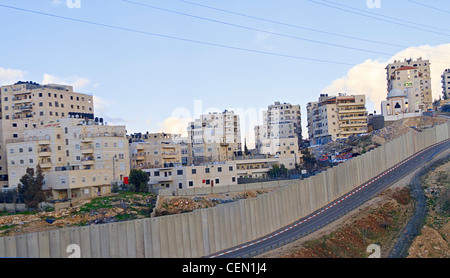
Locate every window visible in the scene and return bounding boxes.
[189,181,194,187]
[28,147,32,152]
[192,169,197,174]
[177,170,183,175]
[229,166,233,171]
[205,168,210,173]
[154,171,160,177]
[217,167,222,172]
[178,183,183,189]
[29,159,33,164]
[215,179,220,184]
[205,179,210,185]
[232,177,236,182]
[19,148,23,153]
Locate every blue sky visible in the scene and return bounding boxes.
[1,0,449,147]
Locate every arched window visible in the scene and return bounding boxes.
[395,102,401,109]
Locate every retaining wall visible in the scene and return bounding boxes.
[1,123,448,258]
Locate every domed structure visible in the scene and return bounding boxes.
[387,88,406,99]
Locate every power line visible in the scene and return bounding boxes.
[176,0,408,49]
[317,0,450,33]
[306,0,450,37]
[407,0,450,14]
[120,0,394,56]
[0,3,375,68]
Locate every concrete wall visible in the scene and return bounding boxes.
[1,123,448,258]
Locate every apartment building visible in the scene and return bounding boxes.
[143,161,238,191]
[0,81,94,189]
[307,94,368,145]
[255,102,302,157]
[386,58,432,111]
[442,69,450,100]
[129,132,183,169]
[6,117,129,199]
[187,110,242,164]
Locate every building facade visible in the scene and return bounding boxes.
[307,94,368,145]
[386,58,433,111]
[380,89,423,123]
[5,118,130,199]
[0,81,94,189]
[144,161,238,191]
[129,132,183,169]
[187,110,241,164]
[442,69,450,100]
[254,102,302,157]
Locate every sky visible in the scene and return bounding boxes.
[0,0,449,148]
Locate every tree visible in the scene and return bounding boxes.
[17,166,47,209]
[268,163,288,179]
[301,147,317,173]
[129,169,150,192]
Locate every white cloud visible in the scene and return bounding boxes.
[158,117,192,137]
[93,95,113,115]
[42,73,91,90]
[322,43,450,113]
[0,68,27,86]
[51,0,63,6]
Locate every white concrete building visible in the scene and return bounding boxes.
[187,110,241,164]
[254,102,302,158]
[386,58,432,111]
[381,89,423,123]
[6,118,130,199]
[442,69,450,100]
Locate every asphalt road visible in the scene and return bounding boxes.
[209,138,450,258]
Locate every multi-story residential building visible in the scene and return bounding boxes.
[129,132,183,169]
[187,110,241,164]
[386,58,432,111]
[254,102,302,157]
[144,161,238,191]
[307,93,368,145]
[0,81,94,189]
[6,117,129,199]
[442,69,450,100]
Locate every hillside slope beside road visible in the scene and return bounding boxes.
[210,139,450,258]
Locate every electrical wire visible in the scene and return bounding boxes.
[175,0,408,49]
[306,0,450,37]
[0,3,375,68]
[407,0,450,15]
[120,0,394,56]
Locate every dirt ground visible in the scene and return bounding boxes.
[0,192,157,237]
[407,160,450,258]
[154,189,277,216]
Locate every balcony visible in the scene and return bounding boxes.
[133,156,145,161]
[38,148,52,157]
[80,147,94,154]
[81,136,93,143]
[14,105,33,111]
[39,163,52,169]
[38,139,51,145]
[81,156,94,166]
[136,145,145,151]
[337,108,367,114]
[339,122,367,128]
